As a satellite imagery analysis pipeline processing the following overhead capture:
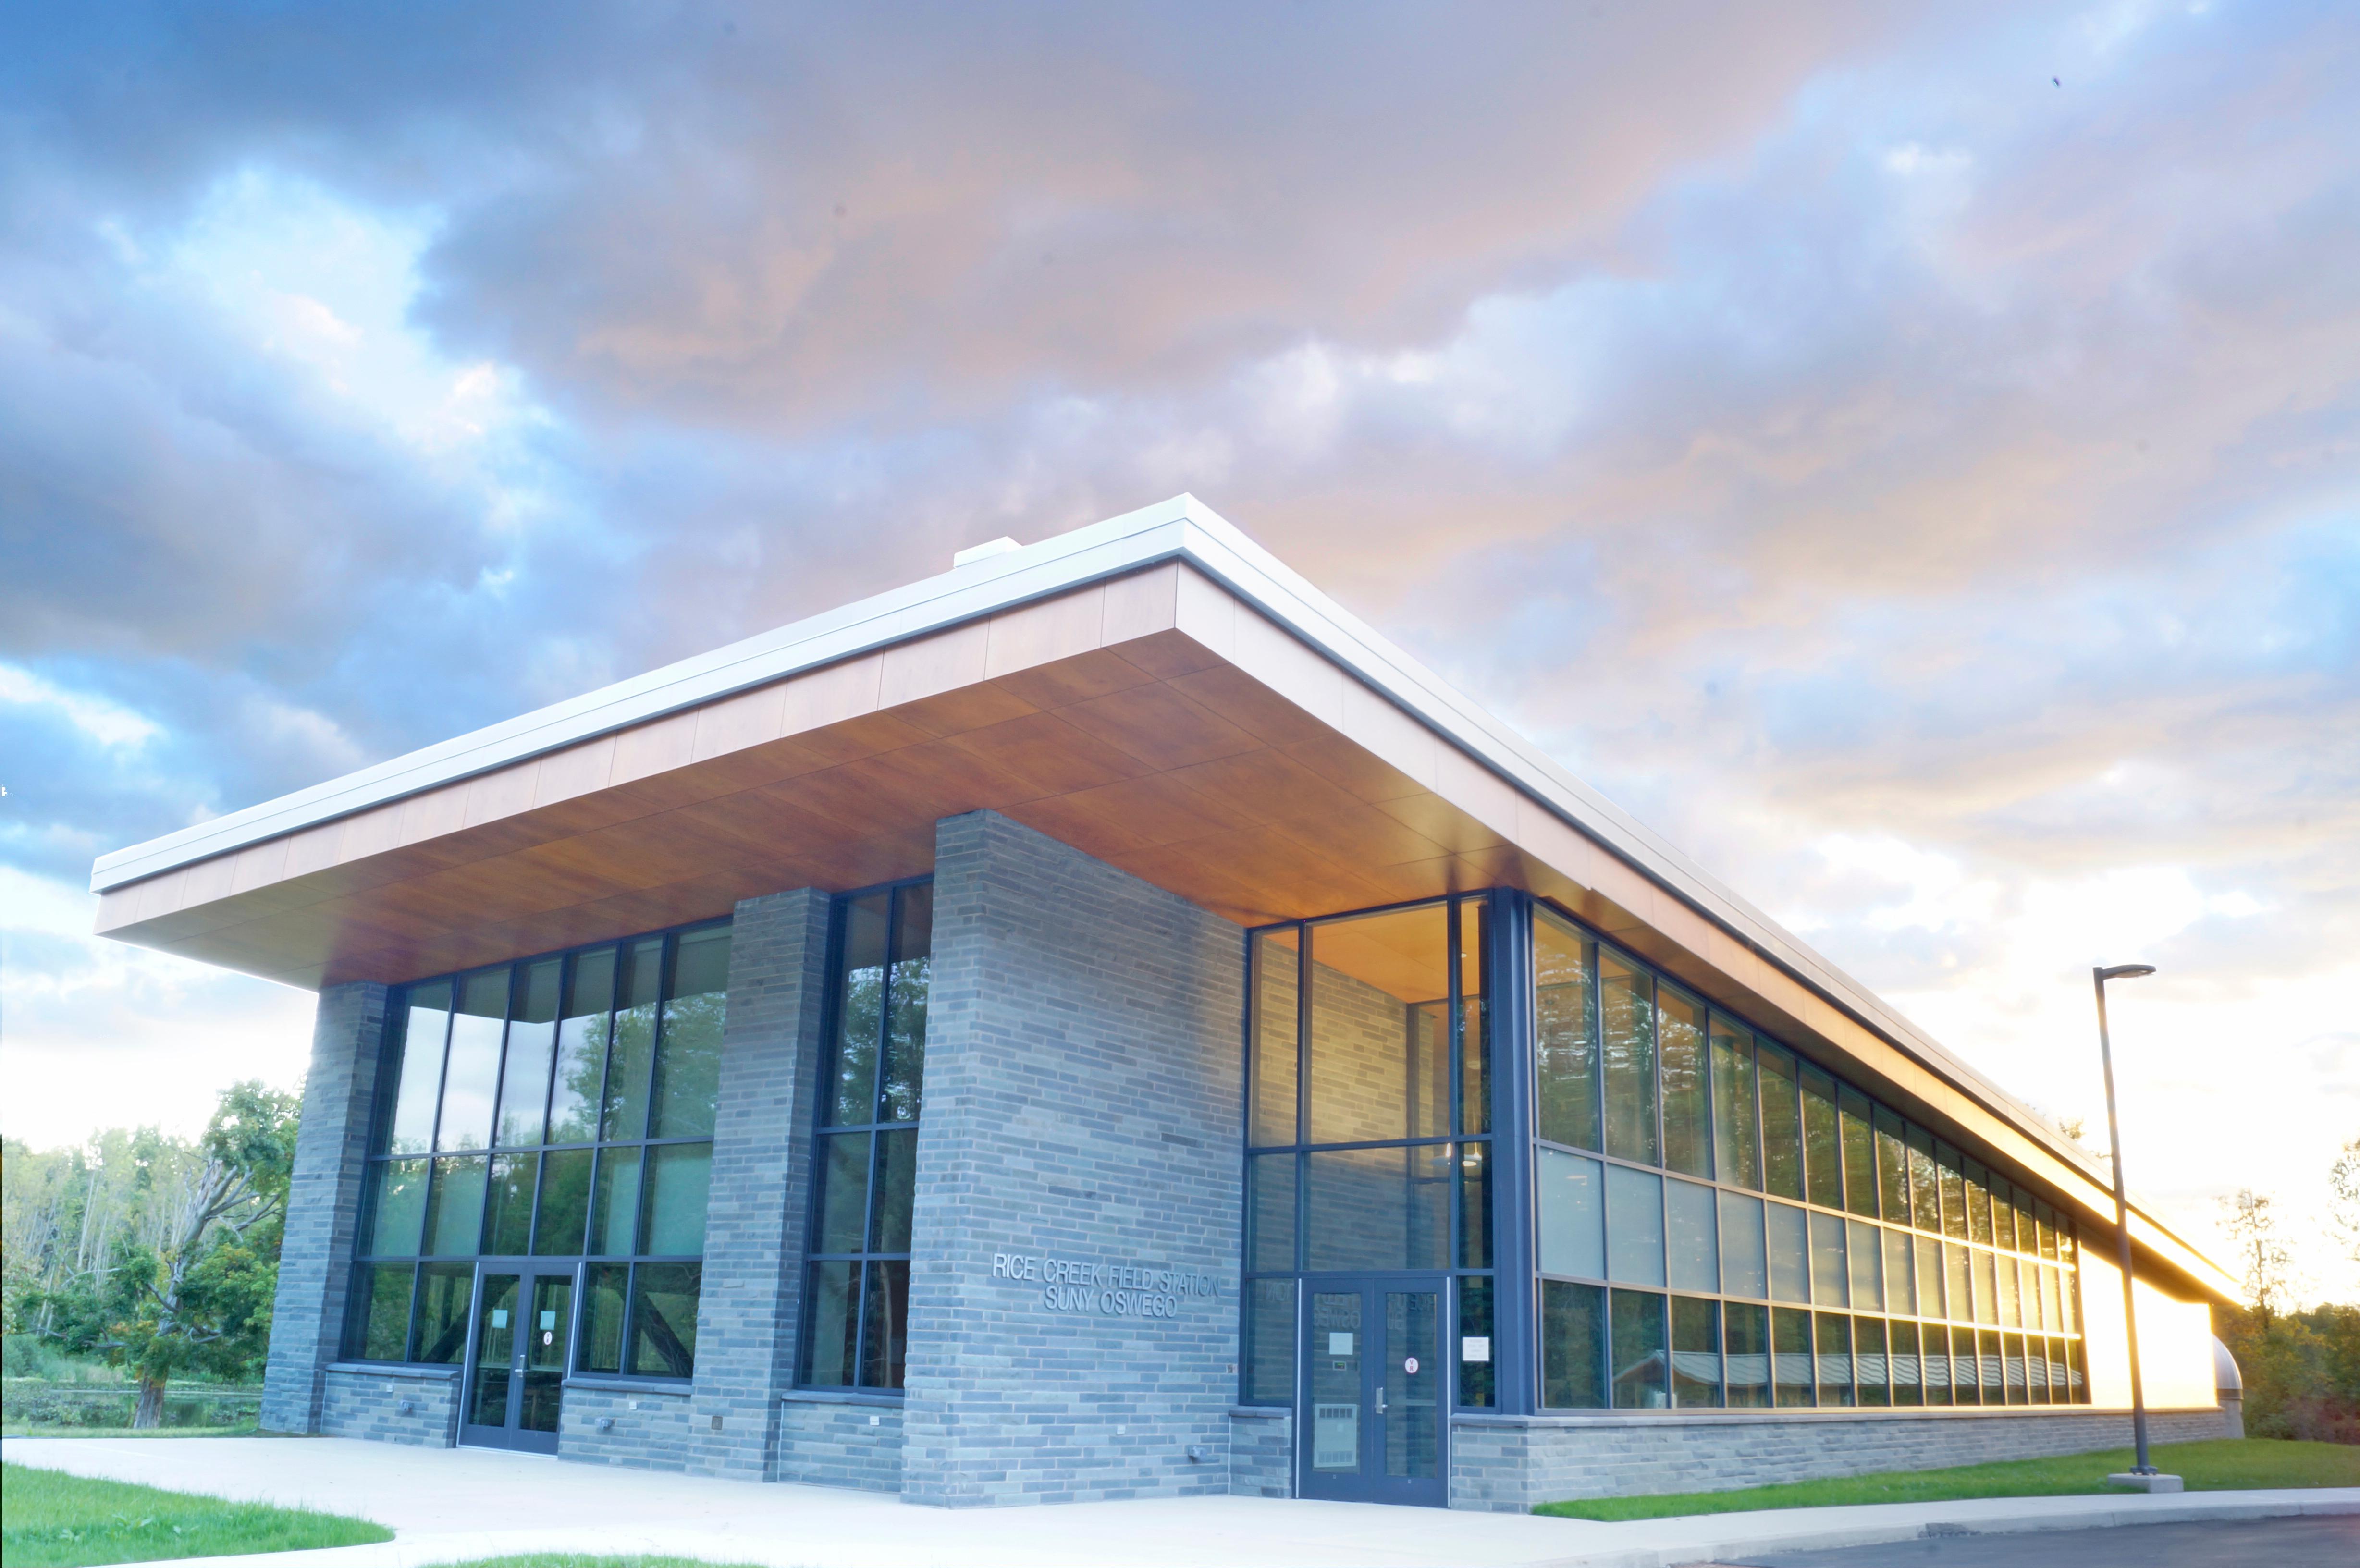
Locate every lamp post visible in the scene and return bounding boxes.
[2093,962,2158,1475]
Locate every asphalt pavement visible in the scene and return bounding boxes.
[1730,1512,2360,1568]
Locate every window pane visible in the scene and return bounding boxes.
[1884,1227,1916,1316]
[1758,1044,1803,1200]
[590,1147,642,1256]
[1987,1175,2015,1250]
[1459,1141,1492,1269]
[601,940,664,1141]
[1671,1295,1721,1408]
[1659,989,1709,1178]
[1305,1145,1449,1271]
[1976,1249,2000,1326]
[1249,1153,1298,1273]
[813,1133,871,1254]
[1245,1277,1297,1405]
[1599,951,1658,1166]
[1964,1160,1993,1244]
[880,885,931,1123]
[1458,1275,1495,1409]
[1936,1142,1967,1240]
[2004,1331,2028,1403]
[1723,1301,1770,1408]
[1799,1065,1840,1209]
[828,892,889,1125]
[1709,1019,1760,1190]
[1540,1280,1607,1409]
[1840,1090,1877,1217]
[1666,1179,1719,1293]
[1978,1328,2004,1404]
[1815,1312,1854,1406]
[1537,1148,1604,1279]
[1458,896,1489,1136]
[483,1151,538,1255]
[1809,1210,1848,1308]
[1875,1109,1910,1224]
[1767,1200,1808,1304]
[1535,912,1599,1152]
[383,982,451,1155]
[650,929,729,1139]
[1856,1316,1890,1406]
[364,1158,429,1256]
[1906,1126,1941,1233]
[495,960,561,1148]
[1946,1243,1972,1323]
[1307,903,1449,1146]
[802,1260,859,1387]
[1848,1219,1882,1311]
[438,969,508,1152]
[533,1147,593,1255]
[869,1127,917,1254]
[411,1261,473,1363]
[1890,1319,1923,1406]
[628,1262,701,1377]
[1923,1324,1954,1405]
[344,1262,413,1360]
[581,1262,627,1372]
[1772,1306,1815,1406]
[1917,1235,1946,1319]
[1606,1164,1666,1286]
[1718,1190,1767,1298]
[1610,1289,1667,1409]
[859,1259,910,1389]
[548,949,614,1145]
[1249,929,1301,1147]
[1997,1254,2021,1329]
[640,1142,712,1255]
[423,1155,487,1256]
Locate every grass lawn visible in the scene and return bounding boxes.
[1536,1438,2360,1521]
[0,1460,392,1566]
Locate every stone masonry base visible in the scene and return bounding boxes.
[1448,1404,2237,1511]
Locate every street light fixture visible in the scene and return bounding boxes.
[2093,962,2159,1475]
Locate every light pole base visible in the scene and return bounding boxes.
[2106,1472,2185,1492]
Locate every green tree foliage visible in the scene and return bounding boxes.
[6,1082,299,1426]
[2215,1180,2360,1445]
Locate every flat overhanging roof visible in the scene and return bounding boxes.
[89,494,2234,1301]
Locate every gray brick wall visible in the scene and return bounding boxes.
[780,1394,906,1492]
[320,1364,458,1446]
[680,887,833,1481]
[261,981,391,1434]
[560,1382,698,1469]
[901,810,1245,1508]
[1229,1407,1293,1497]
[1448,1404,2236,1511]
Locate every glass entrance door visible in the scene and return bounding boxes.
[460,1263,573,1453]
[1299,1277,1446,1506]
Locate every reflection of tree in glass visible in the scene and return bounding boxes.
[653,991,726,1137]
[831,965,883,1123]
[879,957,928,1122]
[547,1010,611,1145]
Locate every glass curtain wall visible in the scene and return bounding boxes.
[1532,904,2087,1411]
[799,879,933,1393]
[1241,895,1495,1411]
[343,919,730,1381]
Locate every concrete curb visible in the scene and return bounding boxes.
[1535,1487,2360,1567]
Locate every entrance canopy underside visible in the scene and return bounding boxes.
[87,496,2234,1302]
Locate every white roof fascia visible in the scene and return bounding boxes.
[91,493,2203,1273]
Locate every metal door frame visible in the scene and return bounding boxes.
[457,1259,575,1454]
[1295,1271,1450,1507]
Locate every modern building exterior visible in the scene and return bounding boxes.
[89,497,2237,1509]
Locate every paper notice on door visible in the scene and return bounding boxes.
[1328,1332,1354,1356]
[1462,1335,1492,1362]
[541,1311,557,1331]
[491,1309,508,1329]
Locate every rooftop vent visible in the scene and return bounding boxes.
[952,536,1021,568]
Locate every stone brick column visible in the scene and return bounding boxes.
[902,810,1244,1507]
[260,980,391,1434]
[682,887,833,1479]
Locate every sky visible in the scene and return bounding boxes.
[1,0,2354,1301]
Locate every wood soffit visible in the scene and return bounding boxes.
[90,560,2233,1301]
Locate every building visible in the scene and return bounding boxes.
[88,496,2238,1510]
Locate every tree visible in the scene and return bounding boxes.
[2330,1135,2360,1274]
[2220,1188,2297,1323]
[32,1082,299,1426]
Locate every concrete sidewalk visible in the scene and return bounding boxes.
[6,1435,2356,1567]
